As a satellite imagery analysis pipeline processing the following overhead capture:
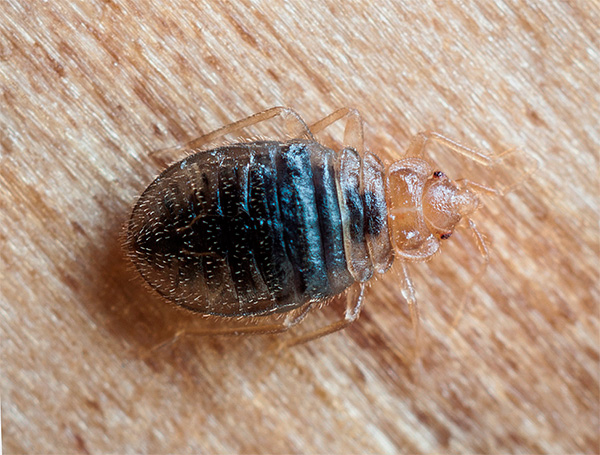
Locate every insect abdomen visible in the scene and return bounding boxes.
[127,140,392,316]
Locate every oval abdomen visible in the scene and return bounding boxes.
[127,140,391,316]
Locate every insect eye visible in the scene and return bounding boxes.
[440,232,452,240]
[433,171,445,178]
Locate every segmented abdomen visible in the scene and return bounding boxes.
[127,140,392,316]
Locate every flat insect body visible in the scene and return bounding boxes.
[129,139,389,317]
[127,107,498,348]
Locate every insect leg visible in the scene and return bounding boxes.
[281,282,366,348]
[406,131,496,166]
[188,107,314,147]
[449,218,490,330]
[455,178,502,196]
[151,107,314,159]
[134,302,316,361]
[309,107,365,153]
[399,262,423,365]
[406,131,538,194]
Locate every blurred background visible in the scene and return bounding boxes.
[1,1,598,453]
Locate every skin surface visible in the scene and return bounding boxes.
[2,1,597,453]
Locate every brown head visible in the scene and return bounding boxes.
[386,157,481,261]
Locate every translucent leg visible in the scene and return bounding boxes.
[399,262,422,365]
[406,131,496,165]
[138,302,315,360]
[456,178,501,197]
[405,131,538,194]
[151,106,314,160]
[309,107,365,153]
[449,218,490,331]
[280,282,366,348]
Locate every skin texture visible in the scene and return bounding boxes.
[1,1,597,454]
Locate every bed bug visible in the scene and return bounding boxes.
[126,107,502,348]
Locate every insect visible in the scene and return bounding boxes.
[126,107,502,349]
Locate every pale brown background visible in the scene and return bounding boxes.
[1,1,598,454]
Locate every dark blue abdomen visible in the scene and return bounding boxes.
[127,140,391,316]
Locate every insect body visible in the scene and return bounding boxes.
[127,107,492,345]
[129,140,392,313]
